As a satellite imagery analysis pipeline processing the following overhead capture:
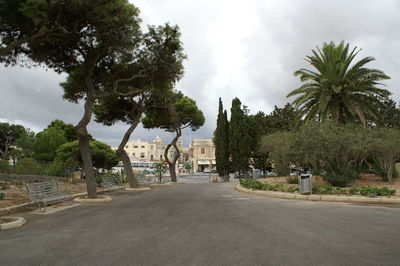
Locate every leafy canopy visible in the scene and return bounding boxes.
[142,91,205,132]
[287,41,391,125]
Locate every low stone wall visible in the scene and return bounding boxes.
[0,174,68,183]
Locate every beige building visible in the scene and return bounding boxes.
[123,136,184,163]
[189,138,216,172]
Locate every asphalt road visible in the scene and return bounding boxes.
[1,181,400,266]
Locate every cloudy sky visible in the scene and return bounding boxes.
[1,0,400,147]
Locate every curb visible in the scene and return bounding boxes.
[74,195,112,203]
[0,216,27,230]
[0,202,33,216]
[125,187,151,191]
[235,185,400,205]
[170,182,185,185]
[0,189,114,215]
[150,183,171,186]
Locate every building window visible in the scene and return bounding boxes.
[150,155,153,160]
[140,152,145,158]
[160,155,163,160]
[125,145,129,148]
[201,148,205,154]
[132,153,135,156]
[141,145,145,148]
[134,145,138,148]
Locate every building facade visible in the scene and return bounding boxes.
[189,138,216,172]
[123,136,184,163]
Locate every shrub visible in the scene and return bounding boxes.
[285,185,300,193]
[240,178,396,197]
[322,166,360,187]
[240,178,298,192]
[0,160,10,173]
[286,176,298,184]
[95,175,103,186]
[312,184,347,194]
[357,186,396,197]
[261,132,294,176]
[0,192,5,200]
[312,184,395,197]
[15,158,42,175]
[367,128,400,183]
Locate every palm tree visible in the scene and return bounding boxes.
[287,41,391,126]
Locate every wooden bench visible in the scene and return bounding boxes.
[102,176,125,191]
[26,181,73,212]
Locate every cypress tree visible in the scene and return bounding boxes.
[214,98,230,180]
[229,98,252,176]
[221,110,230,178]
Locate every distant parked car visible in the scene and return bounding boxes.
[203,168,211,173]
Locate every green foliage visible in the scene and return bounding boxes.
[214,98,230,178]
[93,23,186,127]
[183,162,192,170]
[142,91,204,181]
[0,160,10,173]
[367,128,400,182]
[48,140,118,177]
[142,91,205,133]
[240,179,396,197]
[312,184,396,197]
[261,131,294,176]
[0,192,5,200]
[265,104,297,134]
[240,178,300,193]
[95,175,103,186]
[287,41,391,126]
[0,122,26,159]
[34,127,67,162]
[322,166,360,187]
[2,1,186,197]
[15,158,41,175]
[312,185,346,194]
[354,186,396,197]
[229,98,252,174]
[13,129,36,158]
[46,120,79,142]
[260,122,400,185]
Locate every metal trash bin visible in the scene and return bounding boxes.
[300,174,312,194]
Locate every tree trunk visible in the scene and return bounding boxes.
[75,78,97,198]
[116,116,141,188]
[169,165,177,182]
[76,125,97,198]
[119,149,138,187]
[164,129,181,183]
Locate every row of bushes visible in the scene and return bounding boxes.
[240,178,300,193]
[240,179,396,197]
[0,158,50,176]
[312,184,396,197]
[261,122,400,186]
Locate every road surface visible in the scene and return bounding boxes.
[1,181,399,265]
